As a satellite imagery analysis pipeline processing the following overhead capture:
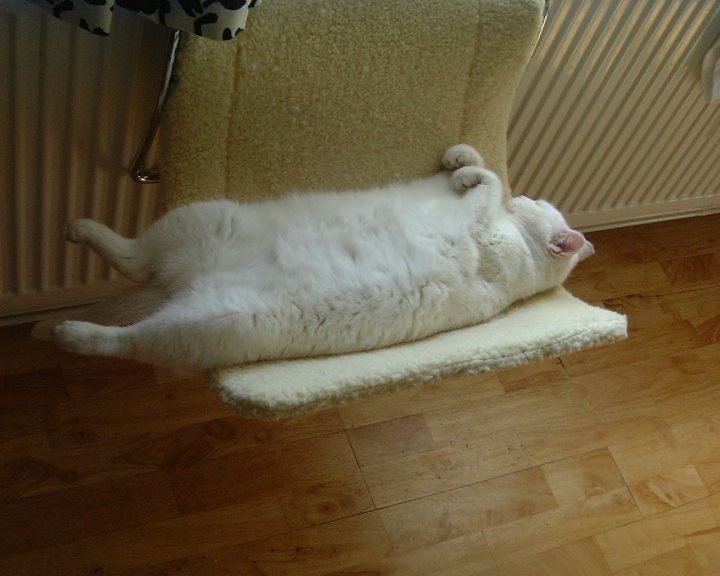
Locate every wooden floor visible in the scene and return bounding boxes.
[3,213,720,575]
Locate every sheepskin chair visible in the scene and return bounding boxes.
[159,0,627,418]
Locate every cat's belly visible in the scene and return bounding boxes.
[149,191,507,360]
[234,207,474,293]
[200,208,495,359]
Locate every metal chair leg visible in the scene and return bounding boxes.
[131,28,180,184]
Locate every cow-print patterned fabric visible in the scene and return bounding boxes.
[31,0,262,40]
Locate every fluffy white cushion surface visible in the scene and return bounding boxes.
[210,288,627,419]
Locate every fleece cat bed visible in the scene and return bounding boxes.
[159,0,627,418]
[211,288,626,419]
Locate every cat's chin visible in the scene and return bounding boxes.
[577,240,595,262]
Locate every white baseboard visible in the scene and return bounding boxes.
[569,196,720,232]
[0,280,131,327]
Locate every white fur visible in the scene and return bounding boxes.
[43,145,593,371]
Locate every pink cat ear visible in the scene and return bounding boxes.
[550,230,586,257]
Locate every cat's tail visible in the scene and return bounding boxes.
[31,285,169,341]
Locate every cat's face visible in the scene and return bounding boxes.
[508,196,594,273]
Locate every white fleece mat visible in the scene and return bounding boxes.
[209,287,627,419]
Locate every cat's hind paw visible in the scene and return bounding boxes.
[451,166,487,192]
[53,321,128,357]
[443,144,484,170]
[65,219,100,243]
[31,319,62,341]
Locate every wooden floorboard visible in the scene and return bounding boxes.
[2,214,720,575]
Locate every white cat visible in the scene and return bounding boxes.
[39,144,593,371]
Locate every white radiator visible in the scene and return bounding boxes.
[0,4,165,319]
[510,0,720,230]
[2,1,720,320]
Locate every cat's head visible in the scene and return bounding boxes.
[508,196,593,279]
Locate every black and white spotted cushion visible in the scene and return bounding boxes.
[30,0,262,40]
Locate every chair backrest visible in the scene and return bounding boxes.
[160,0,543,208]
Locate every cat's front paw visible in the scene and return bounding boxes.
[65,219,99,243]
[451,166,486,192]
[443,144,484,170]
